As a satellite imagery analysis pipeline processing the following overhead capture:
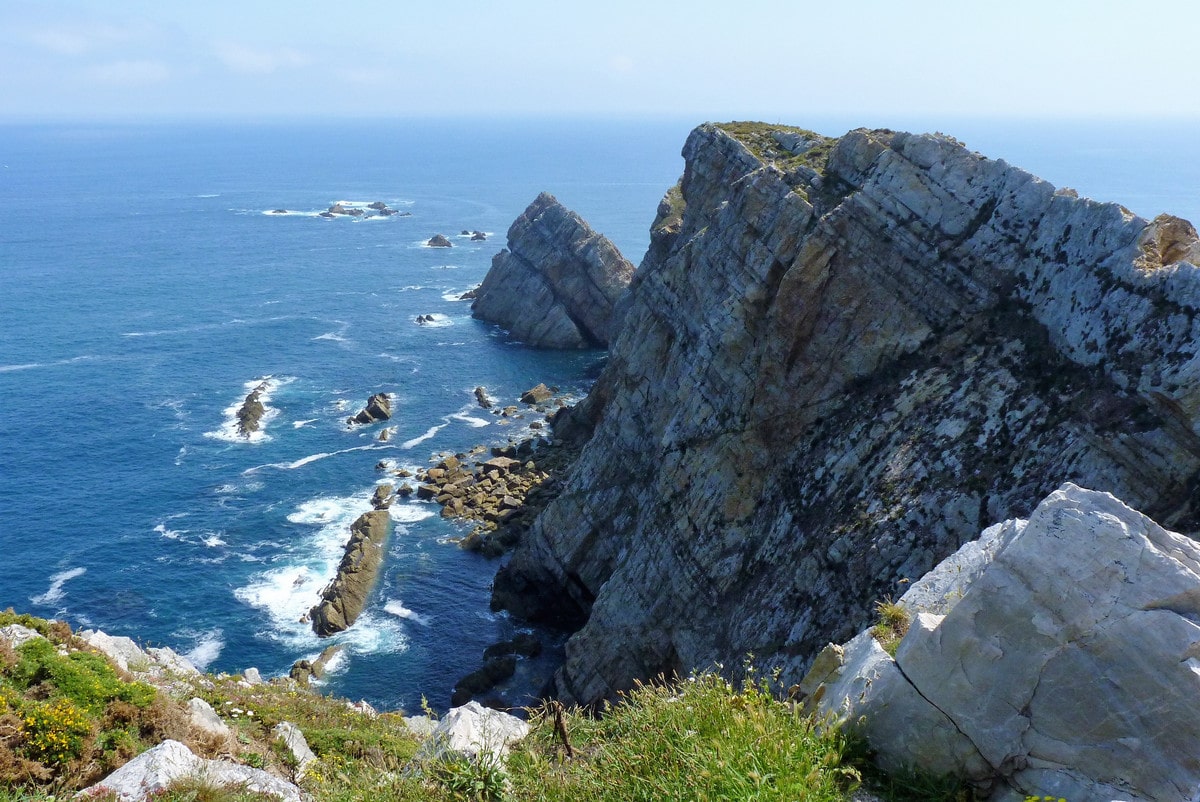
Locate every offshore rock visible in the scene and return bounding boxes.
[235,381,270,436]
[806,484,1200,801]
[348,392,391,425]
[471,192,635,348]
[428,234,453,247]
[493,121,1200,706]
[309,509,392,637]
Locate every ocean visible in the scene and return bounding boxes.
[1,116,1198,713]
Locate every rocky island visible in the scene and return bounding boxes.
[471,192,635,348]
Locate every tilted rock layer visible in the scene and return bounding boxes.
[805,483,1200,801]
[471,192,635,348]
[493,121,1200,705]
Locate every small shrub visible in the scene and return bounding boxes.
[872,599,911,657]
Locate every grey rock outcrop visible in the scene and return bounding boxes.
[428,234,453,247]
[348,392,391,425]
[309,509,392,637]
[414,701,530,767]
[272,721,317,779]
[492,122,1200,706]
[471,192,635,348]
[187,697,233,741]
[235,381,270,436]
[82,739,303,802]
[804,483,1200,801]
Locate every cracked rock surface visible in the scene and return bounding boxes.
[806,483,1200,801]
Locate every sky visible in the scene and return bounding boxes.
[1,0,1198,122]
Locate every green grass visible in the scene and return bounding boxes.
[871,599,911,657]
[716,121,839,176]
[0,610,972,801]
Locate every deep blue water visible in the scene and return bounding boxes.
[1,117,1198,713]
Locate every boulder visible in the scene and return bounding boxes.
[427,234,453,248]
[187,697,233,740]
[519,383,552,405]
[0,624,43,649]
[805,484,1200,800]
[82,739,303,802]
[415,701,529,767]
[474,386,493,409]
[348,393,391,425]
[471,230,488,241]
[471,192,635,348]
[235,381,270,437]
[272,721,317,779]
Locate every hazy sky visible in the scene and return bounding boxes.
[2,0,1197,122]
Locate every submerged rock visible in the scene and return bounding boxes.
[471,192,635,348]
[492,121,1200,707]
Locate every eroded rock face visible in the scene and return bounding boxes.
[493,122,1200,706]
[471,192,635,348]
[806,484,1200,801]
[348,393,392,425]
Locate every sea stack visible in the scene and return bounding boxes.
[471,192,635,348]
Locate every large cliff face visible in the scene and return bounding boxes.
[492,122,1200,705]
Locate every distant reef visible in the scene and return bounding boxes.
[471,192,635,348]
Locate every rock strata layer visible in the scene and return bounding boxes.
[471,192,635,348]
[309,492,393,636]
[805,483,1200,801]
[493,121,1200,706]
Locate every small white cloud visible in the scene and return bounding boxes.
[86,60,171,87]
[215,42,310,74]
[26,22,145,56]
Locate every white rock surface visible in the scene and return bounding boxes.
[272,721,317,778]
[415,701,530,766]
[80,629,152,672]
[81,739,304,802]
[806,483,1200,801]
[242,666,263,685]
[186,697,232,740]
[0,623,43,648]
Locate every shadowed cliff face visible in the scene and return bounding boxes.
[493,122,1200,705]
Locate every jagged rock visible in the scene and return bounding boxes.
[310,510,392,636]
[482,633,542,660]
[471,192,635,348]
[474,386,493,409]
[415,701,529,766]
[806,484,1200,801]
[428,234,453,247]
[82,739,304,802]
[459,288,479,300]
[367,201,389,210]
[519,383,552,404]
[0,624,43,649]
[371,483,394,510]
[471,230,488,241]
[404,714,438,738]
[269,209,288,215]
[235,381,270,436]
[451,655,518,707]
[187,697,232,740]
[348,393,391,425]
[492,121,1200,707]
[241,667,263,685]
[272,721,317,779]
[80,629,153,673]
[289,644,344,685]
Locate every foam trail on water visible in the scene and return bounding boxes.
[401,424,447,449]
[384,599,431,626]
[243,444,389,474]
[180,629,224,671]
[31,567,87,606]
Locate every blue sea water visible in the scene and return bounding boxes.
[1,117,1198,712]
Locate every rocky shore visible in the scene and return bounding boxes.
[235,380,270,437]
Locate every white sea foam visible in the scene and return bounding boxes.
[202,533,227,548]
[175,445,188,465]
[313,321,350,343]
[442,289,476,302]
[388,504,436,524]
[293,419,318,428]
[401,424,446,449]
[243,444,388,474]
[197,193,219,198]
[155,523,183,540]
[0,355,100,373]
[384,599,431,626]
[449,411,490,428]
[414,313,453,328]
[30,567,86,606]
[180,629,224,671]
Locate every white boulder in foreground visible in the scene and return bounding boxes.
[415,701,530,767]
[80,739,303,802]
[803,483,1200,801]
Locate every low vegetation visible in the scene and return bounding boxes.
[0,609,972,801]
[716,121,839,175]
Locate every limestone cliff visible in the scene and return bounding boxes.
[493,121,1200,705]
[471,192,635,348]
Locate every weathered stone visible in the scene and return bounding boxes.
[415,701,529,767]
[82,739,303,802]
[0,624,42,649]
[471,192,635,348]
[272,721,317,778]
[310,510,392,636]
[809,484,1200,800]
[492,122,1200,709]
[519,383,552,405]
[235,381,270,437]
[428,234,453,248]
[187,697,232,740]
[348,393,391,425]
